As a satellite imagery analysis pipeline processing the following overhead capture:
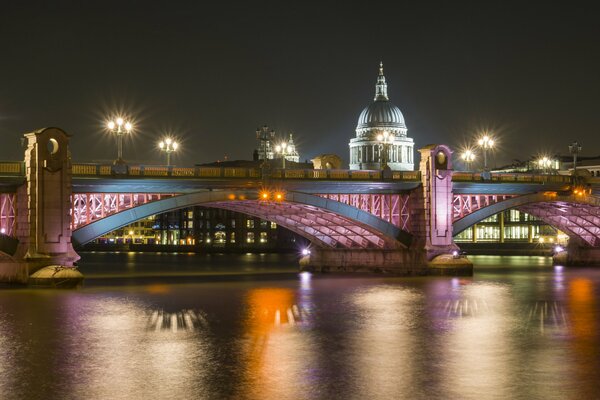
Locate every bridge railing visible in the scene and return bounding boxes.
[71,163,422,181]
[0,162,25,176]
[452,172,572,184]
[68,163,578,184]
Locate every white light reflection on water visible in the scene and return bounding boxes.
[438,283,517,399]
[350,285,422,398]
[68,297,213,400]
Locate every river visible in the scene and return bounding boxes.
[1,252,599,399]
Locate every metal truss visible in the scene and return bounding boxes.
[452,194,516,221]
[0,193,16,237]
[209,200,399,249]
[316,194,411,232]
[519,202,600,247]
[70,193,175,230]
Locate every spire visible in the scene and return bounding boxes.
[374,61,389,101]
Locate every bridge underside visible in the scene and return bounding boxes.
[453,193,600,247]
[208,200,400,249]
[72,191,410,250]
[519,201,600,246]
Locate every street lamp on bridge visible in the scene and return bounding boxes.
[477,134,495,171]
[461,149,476,171]
[107,117,133,163]
[376,130,393,170]
[275,142,289,169]
[537,156,552,174]
[158,137,178,166]
[569,141,582,176]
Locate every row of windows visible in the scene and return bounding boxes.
[158,231,270,245]
[479,210,538,223]
[455,225,547,241]
[179,220,278,229]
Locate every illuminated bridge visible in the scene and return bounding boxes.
[0,127,599,283]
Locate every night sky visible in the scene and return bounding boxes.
[1,1,598,167]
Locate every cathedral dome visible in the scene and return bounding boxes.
[356,101,405,130]
[355,62,406,132]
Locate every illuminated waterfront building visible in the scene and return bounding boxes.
[454,209,566,245]
[153,206,308,250]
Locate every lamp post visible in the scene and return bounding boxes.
[275,142,288,169]
[569,141,582,176]
[477,134,495,171]
[376,130,393,170]
[158,137,178,166]
[461,149,476,171]
[107,117,133,163]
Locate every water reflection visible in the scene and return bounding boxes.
[437,282,517,399]
[237,286,316,399]
[65,297,214,400]
[526,301,569,335]
[350,285,422,398]
[2,253,600,399]
[567,277,599,397]
[147,309,208,332]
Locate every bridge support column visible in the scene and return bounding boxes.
[0,128,82,286]
[554,242,600,266]
[416,145,473,275]
[300,248,427,274]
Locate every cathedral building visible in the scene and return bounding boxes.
[349,63,414,171]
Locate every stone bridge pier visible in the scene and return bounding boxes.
[304,144,472,275]
[0,128,80,284]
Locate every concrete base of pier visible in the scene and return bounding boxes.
[553,245,600,266]
[299,248,473,276]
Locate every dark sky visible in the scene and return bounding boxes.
[1,1,598,167]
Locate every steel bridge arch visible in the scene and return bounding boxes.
[453,192,600,246]
[72,190,413,249]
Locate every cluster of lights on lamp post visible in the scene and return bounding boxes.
[537,156,552,174]
[158,138,179,166]
[477,134,495,171]
[460,132,495,172]
[376,130,393,170]
[106,117,133,162]
[275,142,289,169]
[461,149,476,170]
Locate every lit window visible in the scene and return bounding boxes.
[230,232,236,243]
[247,219,254,228]
[188,211,194,219]
[260,220,268,228]
[271,222,277,229]
[231,219,236,228]
[260,232,268,243]
[188,220,193,228]
[246,232,255,243]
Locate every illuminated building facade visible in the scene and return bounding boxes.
[454,209,566,245]
[95,216,157,244]
[153,206,308,250]
[349,62,414,171]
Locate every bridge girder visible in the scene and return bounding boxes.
[72,190,412,249]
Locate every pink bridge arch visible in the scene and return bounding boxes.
[72,190,412,249]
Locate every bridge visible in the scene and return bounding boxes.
[0,127,599,283]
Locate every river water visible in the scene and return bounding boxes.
[1,253,599,400]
